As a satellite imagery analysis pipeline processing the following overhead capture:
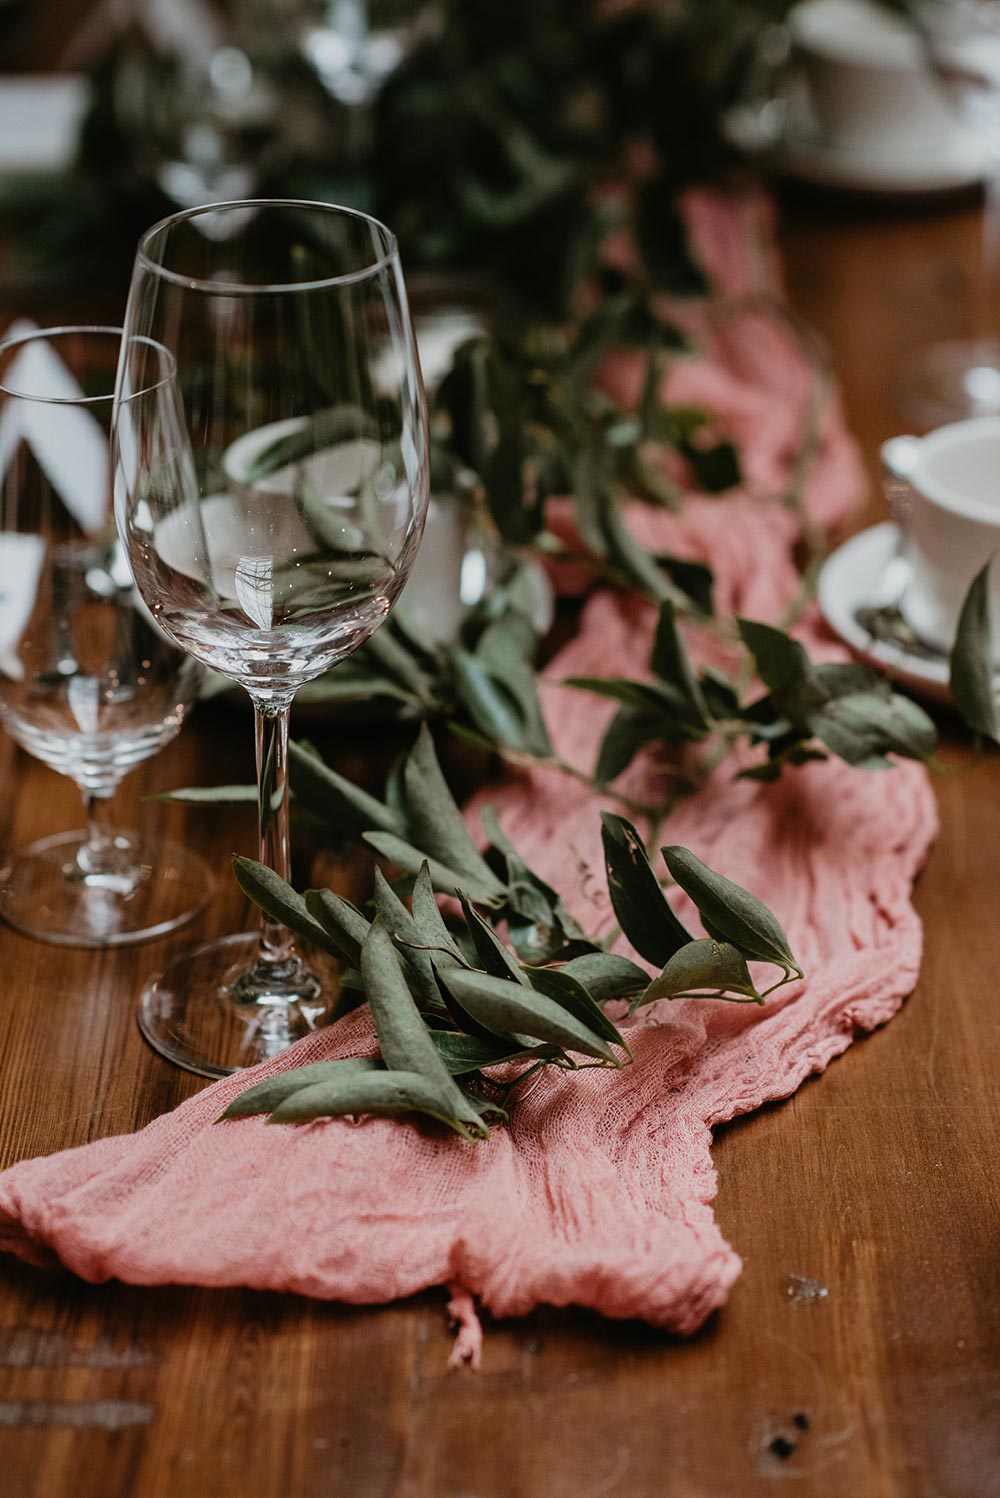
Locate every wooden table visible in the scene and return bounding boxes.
[1,191,999,1498]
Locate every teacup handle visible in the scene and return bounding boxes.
[881,434,921,483]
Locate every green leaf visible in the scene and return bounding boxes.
[600,496,680,604]
[459,896,529,984]
[479,806,597,963]
[600,813,692,966]
[736,618,812,703]
[571,440,613,556]
[295,674,416,706]
[361,916,449,1079]
[232,857,346,961]
[649,599,709,729]
[219,1058,382,1120]
[302,888,370,966]
[595,705,668,784]
[265,1068,484,1137]
[635,939,762,1008]
[810,691,936,767]
[559,951,650,1005]
[634,183,708,298]
[361,622,440,706]
[430,1031,550,1075]
[467,611,552,757]
[409,860,465,963]
[371,868,451,1013]
[151,784,256,804]
[949,561,1000,741]
[564,676,677,712]
[523,965,626,1048]
[365,830,504,906]
[289,740,405,836]
[811,661,885,699]
[658,555,714,616]
[699,667,741,720]
[361,917,488,1135]
[661,845,802,978]
[439,967,620,1062]
[451,648,530,752]
[437,338,541,546]
[401,726,506,896]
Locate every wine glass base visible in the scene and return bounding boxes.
[137,931,336,1078]
[895,339,1000,430]
[0,830,215,948]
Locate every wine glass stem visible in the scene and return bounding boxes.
[78,789,128,880]
[254,700,294,965]
[979,154,1000,346]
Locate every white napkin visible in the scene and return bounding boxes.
[0,532,45,683]
[0,321,110,536]
[0,77,86,176]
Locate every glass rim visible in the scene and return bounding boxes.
[135,198,400,296]
[0,326,176,406]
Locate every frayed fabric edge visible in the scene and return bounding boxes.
[446,1283,483,1370]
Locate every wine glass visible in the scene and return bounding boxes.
[114,2,281,219]
[0,325,214,946]
[900,1,1000,425]
[297,0,435,107]
[114,198,429,1077]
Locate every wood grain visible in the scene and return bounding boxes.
[0,194,999,1497]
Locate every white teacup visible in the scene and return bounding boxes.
[882,418,1000,655]
[790,0,956,155]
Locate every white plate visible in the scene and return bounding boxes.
[725,104,986,194]
[817,521,958,701]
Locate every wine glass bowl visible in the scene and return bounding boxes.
[115,199,429,1075]
[0,325,213,946]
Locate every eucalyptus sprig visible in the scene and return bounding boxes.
[222,728,802,1137]
[568,599,940,787]
[433,329,735,608]
[949,561,1000,743]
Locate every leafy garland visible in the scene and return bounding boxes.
[179,275,998,1135]
[217,728,803,1137]
[202,564,992,1139]
[210,533,992,1140]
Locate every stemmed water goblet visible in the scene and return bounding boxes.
[900,1,1000,425]
[114,198,429,1077]
[0,325,213,946]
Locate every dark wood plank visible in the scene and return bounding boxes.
[0,193,998,1498]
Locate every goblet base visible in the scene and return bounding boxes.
[137,931,335,1078]
[0,829,214,948]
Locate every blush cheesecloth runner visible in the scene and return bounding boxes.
[0,193,938,1361]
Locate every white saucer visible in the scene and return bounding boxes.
[726,105,986,194]
[817,522,956,701]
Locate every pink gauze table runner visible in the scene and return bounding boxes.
[0,192,938,1363]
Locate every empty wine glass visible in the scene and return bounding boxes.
[901,1,1000,425]
[298,0,436,108]
[0,325,213,946]
[115,198,429,1076]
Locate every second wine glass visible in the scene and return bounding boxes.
[115,198,429,1077]
[901,1,1000,425]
